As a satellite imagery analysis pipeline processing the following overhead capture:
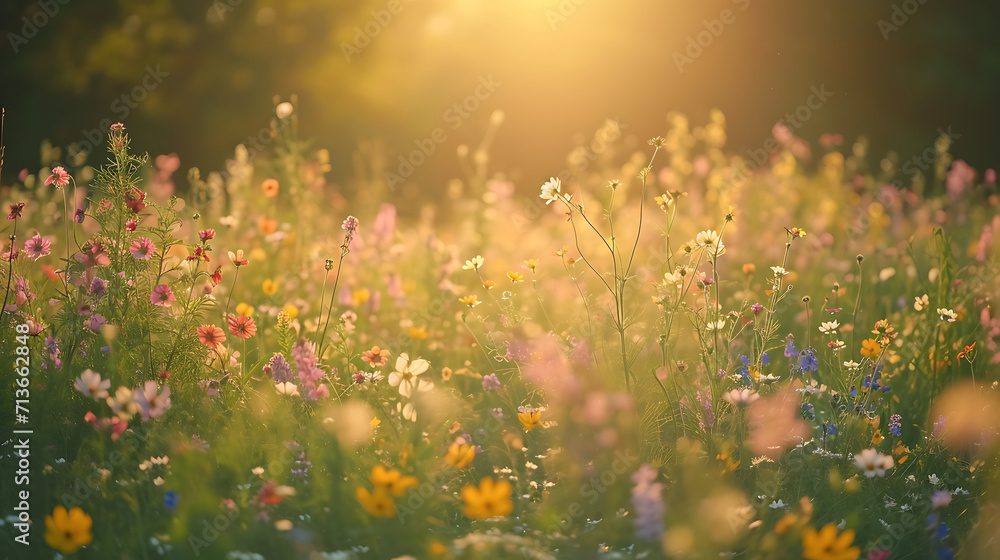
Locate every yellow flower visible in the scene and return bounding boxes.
[859,338,881,359]
[262,279,278,296]
[523,259,539,272]
[444,438,476,469]
[408,326,428,340]
[356,486,396,518]
[482,280,496,290]
[461,477,513,519]
[871,430,884,445]
[352,288,371,306]
[45,506,92,554]
[370,465,418,497]
[281,304,299,320]
[507,271,524,283]
[430,541,448,555]
[654,193,674,211]
[370,417,381,428]
[788,227,807,238]
[801,523,860,560]
[458,295,480,308]
[235,302,254,317]
[518,407,542,432]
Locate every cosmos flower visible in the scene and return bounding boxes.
[23,234,51,260]
[74,369,111,400]
[151,284,176,307]
[133,381,172,421]
[197,324,226,349]
[130,237,156,260]
[44,166,71,187]
[228,314,257,339]
[539,177,564,204]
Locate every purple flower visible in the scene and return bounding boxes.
[264,353,293,383]
[91,277,108,297]
[630,465,665,541]
[482,373,501,391]
[784,336,798,358]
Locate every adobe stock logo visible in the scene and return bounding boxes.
[71,65,170,157]
[673,0,751,73]
[8,0,71,54]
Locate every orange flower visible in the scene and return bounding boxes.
[958,342,976,361]
[228,314,257,339]
[259,217,278,234]
[262,178,279,197]
[197,324,226,349]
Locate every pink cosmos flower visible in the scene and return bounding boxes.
[134,381,172,421]
[23,234,51,260]
[130,237,156,260]
[151,284,176,307]
[44,166,70,187]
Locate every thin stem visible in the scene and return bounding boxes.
[317,250,348,358]
[2,217,16,319]
[851,258,864,350]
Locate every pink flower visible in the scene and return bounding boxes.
[23,234,51,260]
[125,218,138,232]
[307,384,330,400]
[130,237,156,260]
[134,381,171,421]
[199,229,216,242]
[151,284,176,307]
[44,166,70,187]
[931,490,952,509]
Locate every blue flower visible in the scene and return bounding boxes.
[797,348,818,372]
[762,352,770,366]
[164,490,180,510]
[824,422,838,436]
[784,337,798,358]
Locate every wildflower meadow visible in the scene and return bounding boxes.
[2,3,1000,559]
[1,107,998,559]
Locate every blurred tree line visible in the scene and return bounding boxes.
[1,0,998,193]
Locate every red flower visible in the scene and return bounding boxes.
[228,314,257,339]
[125,187,147,213]
[198,229,215,242]
[8,202,24,220]
[210,266,223,286]
[958,342,976,360]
